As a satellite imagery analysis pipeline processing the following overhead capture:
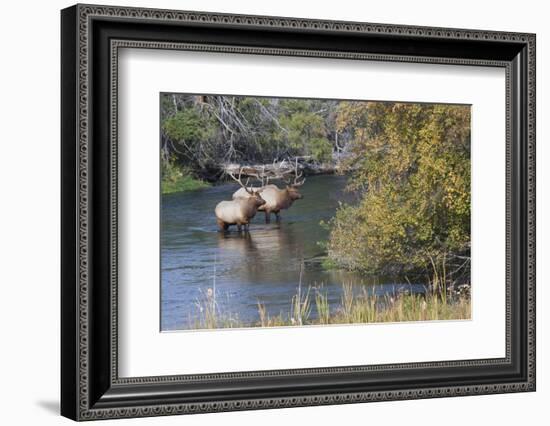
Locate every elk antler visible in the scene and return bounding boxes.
[261,165,273,186]
[227,167,256,195]
[245,165,272,187]
[227,167,253,195]
[281,158,306,187]
[292,157,306,187]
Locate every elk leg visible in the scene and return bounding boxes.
[275,211,281,222]
[264,210,271,223]
[217,219,227,232]
[237,224,242,232]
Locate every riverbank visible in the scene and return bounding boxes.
[162,156,342,194]
[162,164,210,194]
[187,283,471,330]
[166,155,345,185]
[221,155,347,181]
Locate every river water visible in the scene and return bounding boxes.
[161,174,425,331]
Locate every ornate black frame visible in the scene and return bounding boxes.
[61,4,536,421]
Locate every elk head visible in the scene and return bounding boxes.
[249,189,266,208]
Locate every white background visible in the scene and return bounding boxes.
[0,0,547,425]
[119,49,506,377]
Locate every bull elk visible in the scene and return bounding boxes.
[215,168,265,232]
[232,159,305,223]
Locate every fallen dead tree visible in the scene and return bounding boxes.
[221,156,345,179]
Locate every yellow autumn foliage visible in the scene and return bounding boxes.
[328,102,470,277]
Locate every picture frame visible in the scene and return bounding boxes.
[61,3,536,421]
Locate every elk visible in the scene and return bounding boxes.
[215,169,266,232]
[232,159,305,223]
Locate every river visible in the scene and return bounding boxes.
[161,174,425,331]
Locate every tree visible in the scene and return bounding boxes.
[160,94,344,177]
[279,99,333,162]
[327,102,471,284]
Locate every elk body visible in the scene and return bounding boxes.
[215,169,266,232]
[232,159,305,223]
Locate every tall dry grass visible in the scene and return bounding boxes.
[189,281,470,330]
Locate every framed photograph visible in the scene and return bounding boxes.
[61,4,536,421]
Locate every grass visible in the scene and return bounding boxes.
[314,288,330,325]
[187,282,471,330]
[162,173,210,194]
[162,163,210,194]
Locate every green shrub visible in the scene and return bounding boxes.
[161,160,209,194]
